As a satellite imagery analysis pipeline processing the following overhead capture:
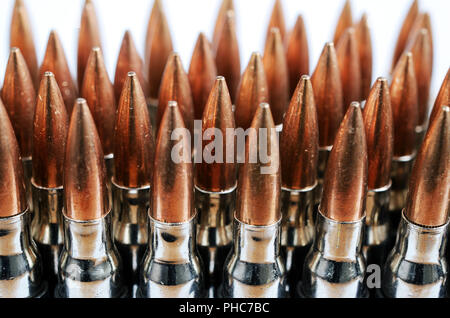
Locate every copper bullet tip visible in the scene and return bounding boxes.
[145,0,173,101]
[212,0,235,49]
[321,102,368,222]
[281,75,319,190]
[311,42,344,148]
[114,72,155,189]
[40,30,78,114]
[263,27,289,125]
[287,15,310,96]
[355,13,373,100]
[114,30,148,103]
[405,105,450,227]
[32,72,68,189]
[215,10,241,105]
[158,52,195,133]
[333,0,353,44]
[407,28,432,126]
[10,0,38,89]
[236,103,281,226]
[189,33,218,120]
[0,100,27,218]
[336,27,362,109]
[235,52,269,130]
[152,101,194,224]
[64,98,109,221]
[1,47,36,159]
[430,68,450,123]
[390,52,419,158]
[363,77,394,190]
[266,0,286,46]
[81,47,116,156]
[77,0,102,89]
[195,76,236,192]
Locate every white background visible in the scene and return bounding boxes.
[0,0,448,102]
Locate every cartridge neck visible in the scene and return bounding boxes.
[63,213,114,260]
[195,186,235,247]
[149,216,197,264]
[395,212,448,264]
[0,210,32,256]
[314,210,364,261]
[364,183,391,246]
[112,181,149,245]
[233,216,281,264]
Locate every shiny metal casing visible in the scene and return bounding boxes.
[0,210,46,298]
[138,216,205,298]
[301,210,368,298]
[382,212,448,298]
[221,217,286,298]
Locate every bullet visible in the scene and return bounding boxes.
[57,99,126,298]
[214,10,241,105]
[355,13,373,101]
[114,31,148,104]
[263,28,290,127]
[212,0,235,50]
[113,73,155,295]
[195,77,236,297]
[362,78,394,275]
[265,0,287,46]
[389,52,419,230]
[336,27,362,109]
[280,76,318,297]
[145,0,173,125]
[81,47,116,183]
[0,100,46,298]
[189,33,218,120]
[222,103,286,298]
[333,0,353,45]
[430,68,450,123]
[382,105,449,298]
[1,47,36,212]
[406,28,433,144]
[408,13,434,71]
[286,15,310,97]
[234,52,269,130]
[158,53,195,134]
[40,30,78,114]
[310,43,344,209]
[300,103,368,298]
[10,0,38,89]
[31,72,68,293]
[77,0,102,89]
[391,0,418,72]
[139,101,205,298]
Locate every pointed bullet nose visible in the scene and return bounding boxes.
[0,100,27,218]
[333,0,353,44]
[189,33,218,120]
[212,0,235,49]
[152,101,194,224]
[263,27,289,125]
[430,68,450,123]
[33,72,68,189]
[81,47,116,157]
[236,103,281,226]
[114,72,155,189]
[1,47,36,159]
[281,75,319,190]
[405,105,450,227]
[64,98,109,221]
[390,52,419,158]
[235,52,269,130]
[363,78,394,190]
[158,53,195,133]
[266,0,286,46]
[311,42,344,148]
[321,102,368,222]
[287,15,310,96]
[195,76,236,192]
[355,13,373,101]
[40,30,78,114]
